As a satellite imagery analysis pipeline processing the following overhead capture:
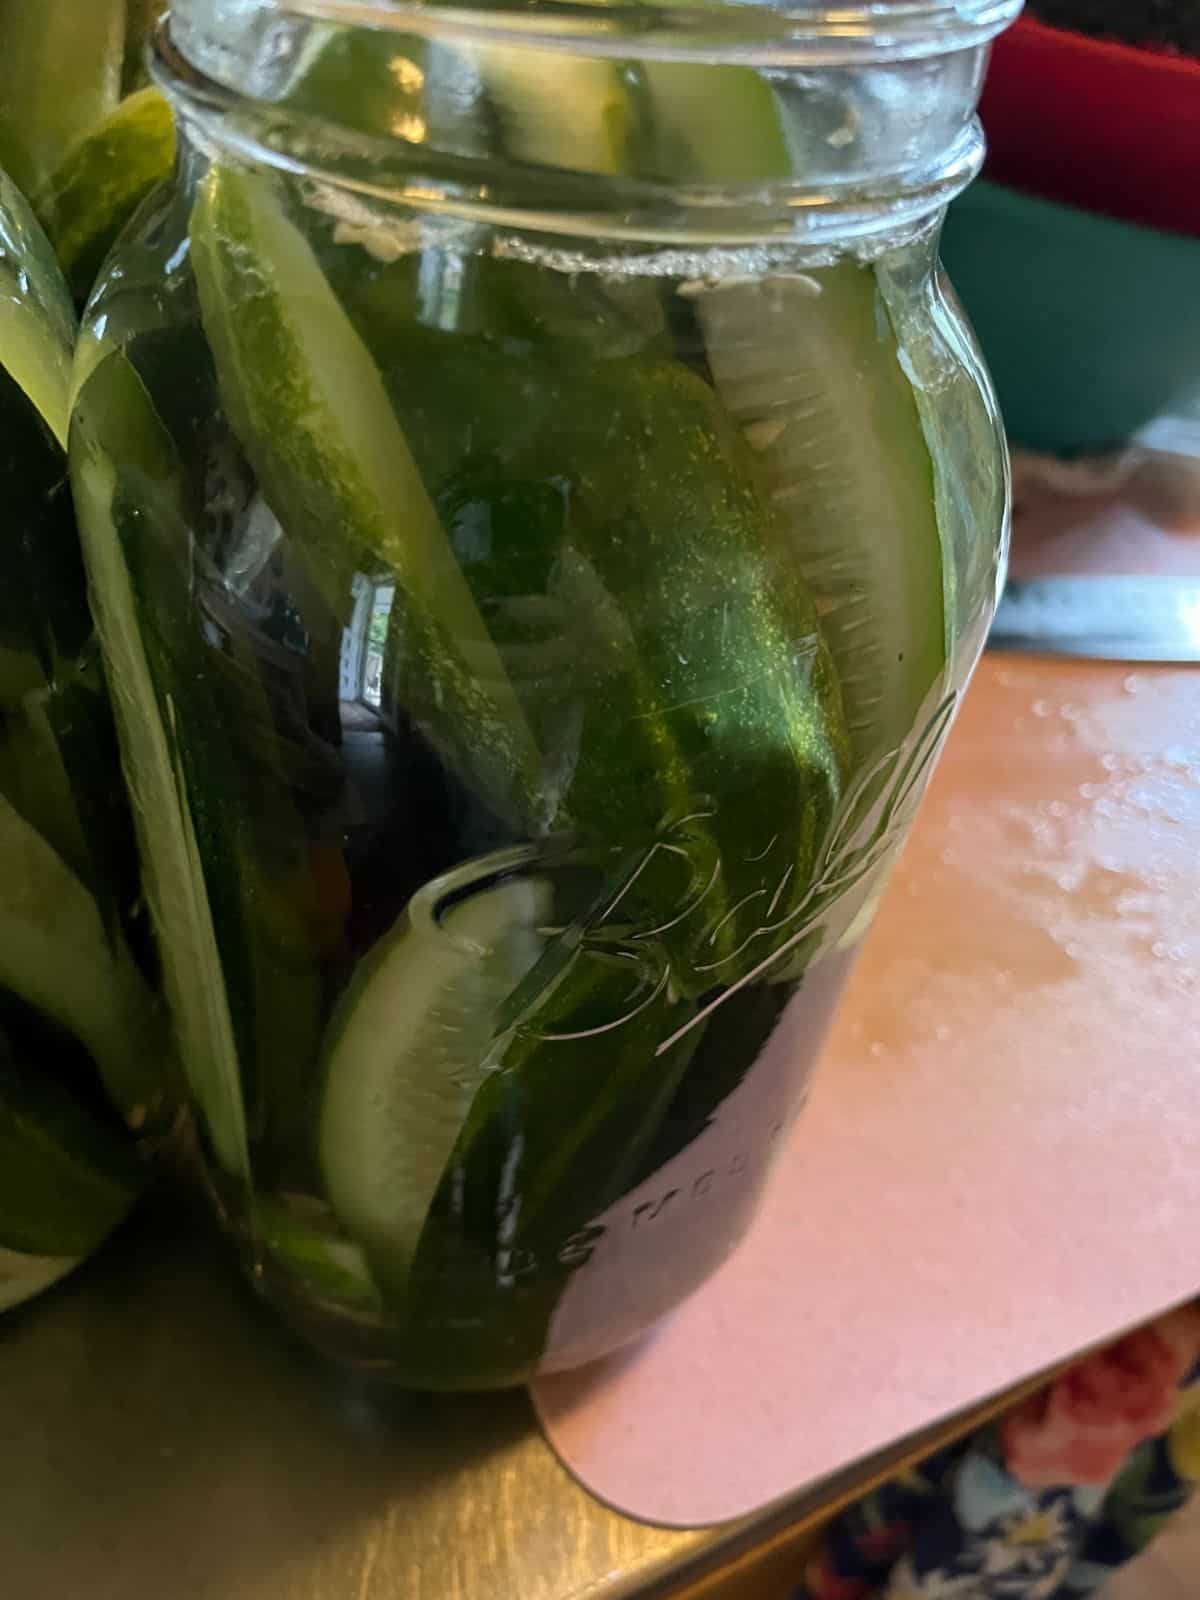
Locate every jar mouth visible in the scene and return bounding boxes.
[162,0,1000,247]
[158,11,986,250]
[278,0,1023,65]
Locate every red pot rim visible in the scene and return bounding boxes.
[979,15,1200,238]
[1009,13,1200,78]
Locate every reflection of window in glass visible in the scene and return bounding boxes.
[339,574,373,703]
[419,246,464,331]
[362,584,394,709]
[340,576,397,710]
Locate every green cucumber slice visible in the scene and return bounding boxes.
[0,1246,79,1311]
[35,85,177,305]
[634,62,945,763]
[0,789,165,1124]
[252,1195,382,1312]
[69,350,248,1176]
[343,287,843,976]
[280,30,493,159]
[0,1025,141,1266]
[393,933,700,1385]
[692,265,945,765]
[189,164,544,829]
[0,683,90,884]
[319,868,551,1286]
[636,61,792,183]
[477,50,789,184]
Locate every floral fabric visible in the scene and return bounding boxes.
[795,1305,1200,1600]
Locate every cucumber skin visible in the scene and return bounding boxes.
[351,267,847,973]
[0,1024,141,1260]
[318,875,551,1290]
[694,266,946,769]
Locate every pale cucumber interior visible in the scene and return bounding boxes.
[0,792,163,1120]
[319,876,551,1285]
[694,268,945,765]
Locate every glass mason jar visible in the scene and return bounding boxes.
[71,0,1014,1386]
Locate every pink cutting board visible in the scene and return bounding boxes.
[533,652,1200,1527]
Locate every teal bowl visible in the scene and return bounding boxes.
[940,180,1200,455]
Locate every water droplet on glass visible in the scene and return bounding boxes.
[1123,674,1145,695]
[1032,699,1054,719]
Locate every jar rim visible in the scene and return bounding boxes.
[275,0,1023,64]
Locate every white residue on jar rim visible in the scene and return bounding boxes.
[296,166,928,279]
[489,231,915,281]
